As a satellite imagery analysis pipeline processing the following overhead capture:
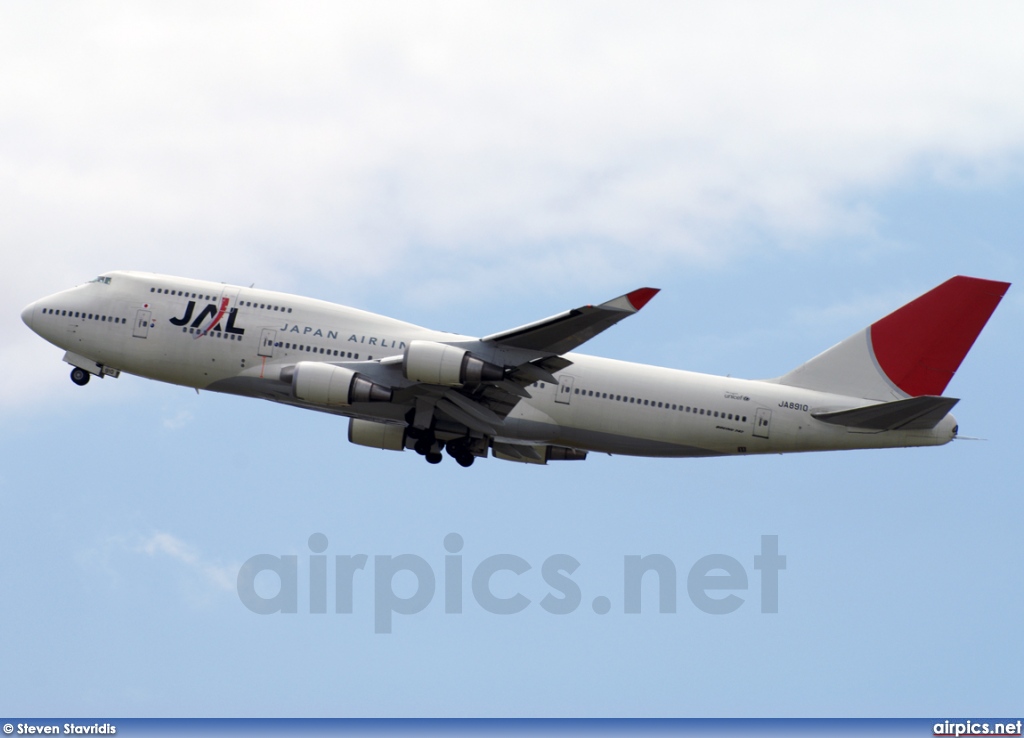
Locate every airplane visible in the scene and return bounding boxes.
[20,272,1009,467]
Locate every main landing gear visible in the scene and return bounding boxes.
[408,426,476,467]
[70,367,90,386]
[445,439,476,468]
[410,428,444,465]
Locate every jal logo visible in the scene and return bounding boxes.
[169,299,245,335]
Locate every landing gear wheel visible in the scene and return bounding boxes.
[455,453,475,468]
[425,451,443,464]
[414,432,437,456]
[70,367,90,386]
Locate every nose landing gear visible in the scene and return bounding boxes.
[70,367,90,386]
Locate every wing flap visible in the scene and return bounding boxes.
[435,398,498,435]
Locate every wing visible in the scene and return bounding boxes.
[481,287,659,355]
[287,287,660,441]
[439,286,659,425]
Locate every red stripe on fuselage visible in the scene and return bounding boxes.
[195,297,230,339]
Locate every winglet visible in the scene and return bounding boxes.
[626,287,660,311]
[598,287,660,313]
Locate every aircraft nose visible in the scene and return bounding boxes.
[21,301,36,330]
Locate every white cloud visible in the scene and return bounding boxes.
[5,2,1024,406]
[162,408,194,431]
[76,531,237,607]
[136,531,236,594]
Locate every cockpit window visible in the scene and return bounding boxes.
[88,276,112,285]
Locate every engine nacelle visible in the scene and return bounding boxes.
[403,340,504,386]
[286,361,393,405]
[348,418,406,451]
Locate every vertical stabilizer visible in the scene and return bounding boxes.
[775,276,1010,400]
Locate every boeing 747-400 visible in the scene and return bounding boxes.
[21,273,1009,467]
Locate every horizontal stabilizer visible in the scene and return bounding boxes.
[812,395,959,431]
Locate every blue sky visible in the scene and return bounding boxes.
[2,2,1022,718]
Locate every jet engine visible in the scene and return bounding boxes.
[403,340,505,386]
[348,418,406,451]
[285,361,393,405]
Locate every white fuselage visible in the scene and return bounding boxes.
[21,271,956,459]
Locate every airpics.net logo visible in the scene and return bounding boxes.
[236,534,786,633]
[934,721,1023,736]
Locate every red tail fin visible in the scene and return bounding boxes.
[870,276,1010,396]
[776,276,1010,400]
